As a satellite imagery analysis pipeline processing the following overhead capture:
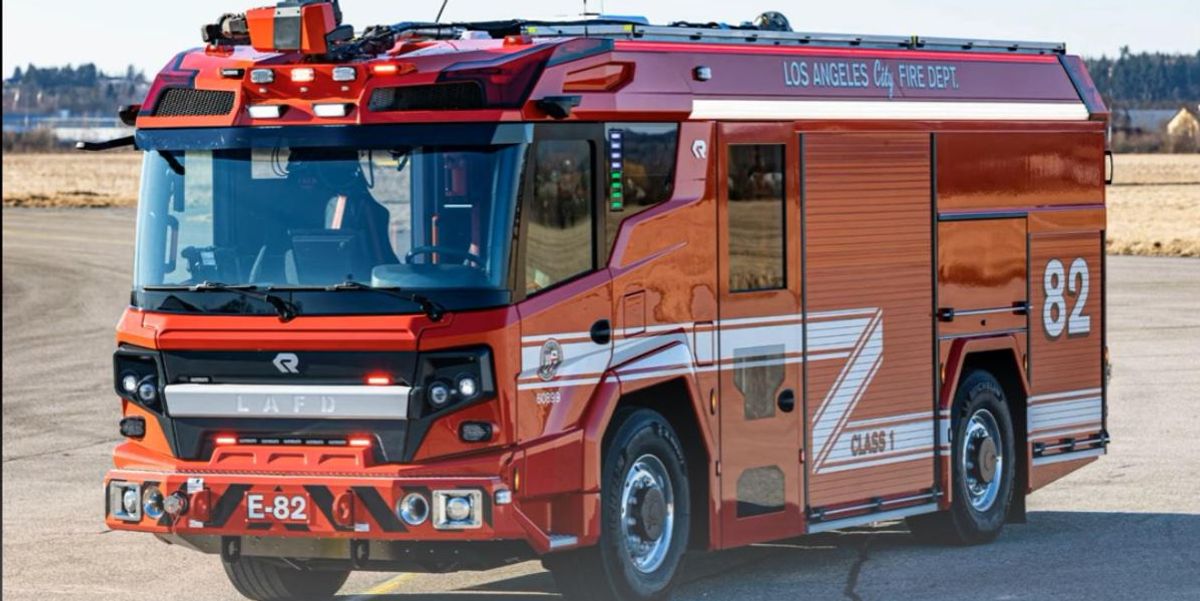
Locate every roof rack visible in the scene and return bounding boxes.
[519,22,1066,55]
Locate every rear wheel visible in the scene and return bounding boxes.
[907,369,1016,545]
[544,408,690,601]
[222,557,350,601]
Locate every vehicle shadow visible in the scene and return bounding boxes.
[338,511,1200,601]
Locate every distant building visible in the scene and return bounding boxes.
[1112,108,1178,136]
[1166,105,1200,141]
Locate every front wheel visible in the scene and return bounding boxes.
[222,557,349,601]
[907,369,1016,545]
[544,408,690,601]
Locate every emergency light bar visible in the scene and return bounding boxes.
[203,0,352,56]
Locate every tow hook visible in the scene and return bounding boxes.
[221,536,241,563]
[351,539,370,568]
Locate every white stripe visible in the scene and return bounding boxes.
[811,311,884,465]
[1029,426,1103,440]
[845,411,931,429]
[690,99,1089,121]
[1029,387,1103,403]
[821,420,933,465]
[1029,397,1102,431]
[817,450,934,474]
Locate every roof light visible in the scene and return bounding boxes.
[348,437,372,448]
[250,68,274,84]
[313,103,351,118]
[290,67,315,83]
[214,435,237,445]
[247,104,285,119]
[332,66,357,81]
[366,374,392,386]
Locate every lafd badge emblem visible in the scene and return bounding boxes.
[538,339,563,382]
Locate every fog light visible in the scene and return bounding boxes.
[459,421,492,443]
[248,105,284,119]
[250,68,274,84]
[332,66,357,81]
[163,492,188,517]
[121,373,139,394]
[313,103,350,118]
[137,380,158,403]
[457,375,478,398]
[445,496,472,521]
[143,486,165,520]
[432,490,482,529]
[108,482,142,521]
[397,493,429,526]
[428,382,451,408]
[119,416,146,438]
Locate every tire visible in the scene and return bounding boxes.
[544,408,691,601]
[222,557,350,601]
[907,369,1016,545]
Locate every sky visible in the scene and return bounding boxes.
[3,0,1198,77]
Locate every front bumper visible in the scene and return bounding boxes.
[104,440,591,561]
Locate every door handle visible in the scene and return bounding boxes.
[590,319,612,345]
[777,389,796,413]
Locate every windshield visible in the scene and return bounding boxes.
[133,128,526,315]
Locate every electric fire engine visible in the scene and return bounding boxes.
[100,2,1110,599]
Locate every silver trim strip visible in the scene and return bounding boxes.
[163,383,411,420]
[1032,447,1105,466]
[807,502,939,534]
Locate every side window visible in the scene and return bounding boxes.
[525,140,594,294]
[605,123,678,249]
[727,144,786,292]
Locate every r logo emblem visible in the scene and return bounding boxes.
[273,353,300,374]
[691,139,708,160]
[538,340,563,382]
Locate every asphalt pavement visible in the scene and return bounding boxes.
[3,207,1198,601]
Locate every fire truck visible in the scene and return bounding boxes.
[100,2,1110,600]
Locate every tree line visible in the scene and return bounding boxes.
[1085,49,1200,110]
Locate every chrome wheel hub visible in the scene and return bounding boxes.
[620,454,675,574]
[961,409,1004,512]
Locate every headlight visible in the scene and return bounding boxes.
[414,348,495,416]
[114,347,162,409]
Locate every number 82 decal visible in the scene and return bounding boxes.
[1043,257,1091,338]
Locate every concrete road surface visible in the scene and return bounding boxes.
[3,207,1198,601]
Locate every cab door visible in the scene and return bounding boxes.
[514,124,612,454]
[716,124,804,547]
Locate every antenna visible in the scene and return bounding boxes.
[435,0,449,23]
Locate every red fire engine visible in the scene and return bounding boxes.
[100,3,1110,600]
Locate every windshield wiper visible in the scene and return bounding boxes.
[324,281,446,322]
[144,282,299,322]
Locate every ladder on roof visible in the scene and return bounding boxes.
[520,22,1066,55]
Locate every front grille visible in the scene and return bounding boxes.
[368,83,486,112]
[152,88,236,117]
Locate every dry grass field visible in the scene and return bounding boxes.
[1106,154,1200,257]
[2,151,1197,256]
[2,152,141,208]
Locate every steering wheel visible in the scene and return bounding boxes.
[405,245,483,268]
